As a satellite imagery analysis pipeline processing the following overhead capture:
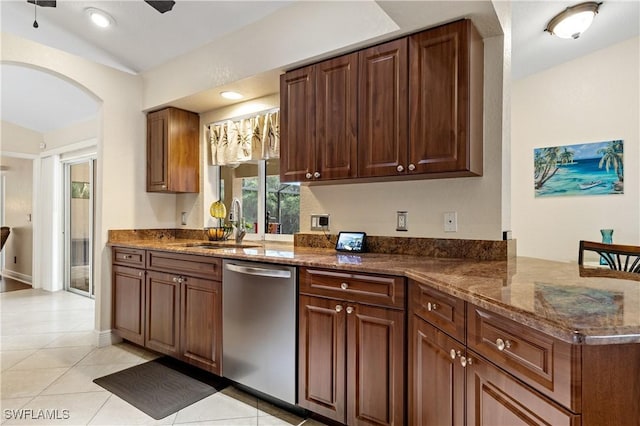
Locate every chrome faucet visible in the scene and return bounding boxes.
[230,197,246,243]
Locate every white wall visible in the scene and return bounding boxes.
[0,120,42,154]
[512,37,640,262]
[43,117,98,150]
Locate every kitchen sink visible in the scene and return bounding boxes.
[184,242,262,249]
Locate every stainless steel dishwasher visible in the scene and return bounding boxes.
[222,259,297,405]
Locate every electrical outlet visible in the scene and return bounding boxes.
[396,211,408,231]
[444,212,458,232]
[311,214,330,231]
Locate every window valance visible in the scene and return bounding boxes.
[209,109,279,166]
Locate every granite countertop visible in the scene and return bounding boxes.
[109,238,640,345]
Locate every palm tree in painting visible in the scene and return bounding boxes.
[558,147,574,165]
[598,140,624,189]
[534,147,561,189]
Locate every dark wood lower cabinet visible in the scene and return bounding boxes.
[181,276,222,374]
[145,270,180,357]
[466,352,580,426]
[112,265,145,346]
[409,316,464,426]
[298,295,405,426]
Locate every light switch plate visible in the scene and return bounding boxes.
[311,214,330,231]
[396,211,408,231]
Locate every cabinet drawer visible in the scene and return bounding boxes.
[467,304,580,412]
[300,267,405,309]
[112,247,146,268]
[410,280,465,342]
[147,251,222,281]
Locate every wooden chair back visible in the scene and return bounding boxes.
[579,240,640,273]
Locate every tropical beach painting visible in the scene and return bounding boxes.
[534,140,624,198]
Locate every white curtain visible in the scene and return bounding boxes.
[209,110,279,165]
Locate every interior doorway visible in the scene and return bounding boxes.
[64,158,95,298]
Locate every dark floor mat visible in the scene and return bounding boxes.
[93,357,227,420]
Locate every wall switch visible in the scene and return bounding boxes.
[396,211,408,231]
[181,212,187,225]
[444,212,458,232]
[311,214,330,231]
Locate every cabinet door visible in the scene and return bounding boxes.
[298,295,346,424]
[347,303,405,426]
[147,109,169,191]
[112,265,145,345]
[181,276,222,375]
[316,53,358,180]
[145,270,180,357]
[409,316,465,426]
[409,20,482,176]
[466,352,580,426]
[280,65,316,182]
[166,108,200,193]
[358,38,408,178]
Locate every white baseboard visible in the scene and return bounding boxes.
[94,329,122,347]
[1,270,33,285]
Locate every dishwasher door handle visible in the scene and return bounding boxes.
[225,263,292,279]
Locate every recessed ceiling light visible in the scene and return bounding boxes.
[85,8,115,28]
[220,91,243,100]
[545,2,601,39]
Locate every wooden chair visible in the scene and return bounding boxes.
[579,240,640,273]
[0,227,9,252]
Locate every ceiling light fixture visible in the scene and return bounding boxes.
[220,91,243,100]
[85,7,114,28]
[545,2,601,39]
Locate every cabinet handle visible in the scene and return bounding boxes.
[495,338,512,351]
[427,302,438,311]
[335,305,343,313]
[123,255,131,260]
[408,163,416,171]
[340,282,348,290]
[172,277,178,282]
[396,165,404,172]
[161,185,166,189]
[313,171,321,179]
[450,349,457,360]
[346,306,354,314]
[460,356,472,367]
[138,272,142,277]
[305,173,312,179]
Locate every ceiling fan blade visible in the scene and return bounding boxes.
[144,1,175,14]
[27,0,57,7]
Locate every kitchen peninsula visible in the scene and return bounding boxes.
[109,231,640,426]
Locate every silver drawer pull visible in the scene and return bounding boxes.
[495,338,512,351]
[335,305,343,313]
[427,302,438,311]
[123,255,131,260]
[340,282,349,290]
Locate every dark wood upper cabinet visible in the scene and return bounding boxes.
[280,66,316,183]
[316,53,358,180]
[147,107,200,193]
[280,54,358,183]
[409,19,483,177]
[358,38,408,178]
[280,19,483,184]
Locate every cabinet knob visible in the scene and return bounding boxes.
[427,302,438,311]
[340,282,349,290]
[123,255,131,260]
[450,349,457,360]
[335,305,343,313]
[346,306,354,314]
[161,185,166,189]
[460,356,472,367]
[172,277,178,283]
[313,171,321,179]
[408,163,416,171]
[305,173,312,179]
[495,338,511,351]
[396,165,404,172]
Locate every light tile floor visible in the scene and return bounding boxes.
[0,289,326,426]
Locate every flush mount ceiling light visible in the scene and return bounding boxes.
[220,91,243,100]
[85,7,115,28]
[545,2,601,39]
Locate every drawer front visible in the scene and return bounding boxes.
[112,247,146,268]
[147,250,222,281]
[300,267,405,309]
[467,304,580,412]
[410,280,465,342]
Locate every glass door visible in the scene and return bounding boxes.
[64,159,95,298]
